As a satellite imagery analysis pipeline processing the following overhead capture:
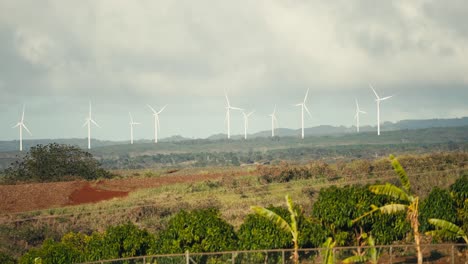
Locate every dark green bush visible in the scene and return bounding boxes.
[4,143,112,183]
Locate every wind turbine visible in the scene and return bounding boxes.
[354,99,366,132]
[129,112,141,144]
[82,102,99,149]
[12,105,32,151]
[295,88,312,139]
[147,104,167,143]
[242,110,254,140]
[224,90,242,139]
[369,84,393,136]
[269,105,278,137]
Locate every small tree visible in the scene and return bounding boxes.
[353,155,424,264]
[4,143,111,183]
[251,195,300,264]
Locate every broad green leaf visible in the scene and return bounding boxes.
[378,204,407,214]
[321,237,336,264]
[390,155,411,193]
[369,183,410,202]
[426,218,468,243]
[251,206,292,234]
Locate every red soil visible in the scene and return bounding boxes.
[67,183,128,205]
[0,170,252,213]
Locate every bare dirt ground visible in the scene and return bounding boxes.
[0,171,249,213]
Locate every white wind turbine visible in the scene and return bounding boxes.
[269,105,278,137]
[12,105,32,152]
[242,111,254,140]
[82,102,99,149]
[129,112,141,144]
[295,88,312,139]
[369,84,393,136]
[354,99,366,132]
[224,90,242,139]
[147,104,167,143]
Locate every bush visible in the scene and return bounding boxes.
[154,208,237,254]
[419,187,458,232]
[4,143,112,183]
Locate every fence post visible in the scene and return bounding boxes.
[282,250,285,264]
[333,248,336,264]
[186,250,190,264]
[232,252,235,264]
[143,256,146,264]
[390,245,393,264]
[451,244,455,264]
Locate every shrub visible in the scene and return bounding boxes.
[154,208,237,254]
[4,143,112,183]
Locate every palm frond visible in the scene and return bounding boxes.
[378,203,407,214]
[369,183,410,201]
[251,206,292,234]
[285,195,298,240]
[321,237,336,264]
[390,155,411,193]
[426,218,468,243]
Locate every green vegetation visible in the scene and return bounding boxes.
[353,155,424,264]
[1,153,467,263]
[2,143,111,183]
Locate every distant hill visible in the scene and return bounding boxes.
[0,117,467,153]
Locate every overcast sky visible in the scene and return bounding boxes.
[1,0,467,141]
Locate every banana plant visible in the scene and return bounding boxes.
[353,155,423,264]
[321,237,336,264]
[342,234,378,264]
[251,195,300,264]
[426,218,468,243]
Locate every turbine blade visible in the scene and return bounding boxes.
[82,119,89,127]
[360,110,367,114]
[380,95,393,101]
[369,84,380,99]
[224,89,231,107]
[247,111,254,117]
[129,112,134,123]
[23,124,32,135]
[230,106,242,110]
[91,119,100,127]
[147,104,157,114]
[355,98,359,109]
[21,105,25,122]
[12,123,20,128]
[89,101,92,117]
[157,104,167,114]
[295,103,302,107]
[304,104,312,118]
[354,112,358,119]
[303,88,309,103]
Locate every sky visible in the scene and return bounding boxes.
[1,0,467,141]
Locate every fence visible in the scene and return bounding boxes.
[79,243,467,264]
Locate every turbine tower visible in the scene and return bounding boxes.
[269,105,278,137]
[12,105,32,151]
[147,104,167,143]
[369,84,393,136]
[354,99,366,132]
[224,90,242,139]
[242,111,254,140]
[295,88,312,139]
[129,112,141,144]
[82,101,99,149]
